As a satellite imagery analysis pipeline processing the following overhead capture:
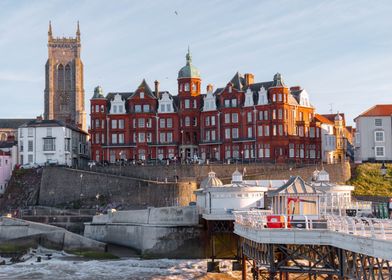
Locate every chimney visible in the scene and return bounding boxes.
[206,84,213,93]
[244,73,254,86]
[36,115,43,122]
[154,80,160,99]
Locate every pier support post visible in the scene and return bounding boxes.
[242,254,247,280]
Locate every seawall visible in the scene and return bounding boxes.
[88,162,351,184]
[84,206,206,258]
[39,167,197,208]
[0,217,106,252]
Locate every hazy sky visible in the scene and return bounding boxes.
[0,0,391,125]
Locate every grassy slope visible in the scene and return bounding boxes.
[349,163,392,196]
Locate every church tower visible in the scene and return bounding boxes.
[44,21,86,131]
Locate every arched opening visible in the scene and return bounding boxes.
[57,64,64,90]
[65,64,72,91]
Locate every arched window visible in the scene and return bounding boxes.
[185,116,190,126]
[57,64,64,90]
[65,64,72,90]
[184,83,190,91]
[192,83,196,91]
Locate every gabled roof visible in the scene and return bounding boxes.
[268,176,324,197]
[322,113,345,123]
[314,114,334,125]
[0,119,35,129]
[354,104,392,121]
[133,79,156,99]
[229,72,245,90]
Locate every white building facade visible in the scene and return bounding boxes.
[0,151,12,194]
[354,105,392,162]
[18,119,89,167]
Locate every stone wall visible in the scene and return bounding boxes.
[89,162,351,184]
[39,167,197,209]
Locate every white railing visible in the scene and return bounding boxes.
[233,211,392,241]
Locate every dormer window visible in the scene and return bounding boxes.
[140,92,144,99]
[184,83,190,91]
[228,85,232,93]
[110,94,125,114]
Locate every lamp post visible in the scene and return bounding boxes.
[155,114,159,166]
[241,150,244,165]
[180,129,184,164]
[79,173,83,203]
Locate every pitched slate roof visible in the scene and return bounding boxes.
[21,119,88,135]
[0,119,34,129]
[0,141,17,149]
[314,114,334,125]
[230,72,245,90]
[268,176,324,197]
[354,104,392,121]
[135,79,156,99]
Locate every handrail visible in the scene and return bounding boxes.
[233,210,392,241]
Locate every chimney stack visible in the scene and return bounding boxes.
[206,84,213,93]
[154,80,160,99]
[36,115,43,121]
[244,73,254,86]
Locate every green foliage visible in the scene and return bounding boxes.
[0,243,30,253]
[349,163,392,196]
[67,250,119,260]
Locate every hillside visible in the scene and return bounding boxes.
[350,163,392,197]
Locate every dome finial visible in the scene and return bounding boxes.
[186,46,192,65]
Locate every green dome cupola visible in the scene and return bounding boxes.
[178,47,201,79]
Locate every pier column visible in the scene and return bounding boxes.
[242,254,247,280]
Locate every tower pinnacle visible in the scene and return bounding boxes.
[48,21,52,38]
[76,21,80,40]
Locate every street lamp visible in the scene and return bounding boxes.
[241,150,244,165]
[155,114,159,166]
[180,129,184,164]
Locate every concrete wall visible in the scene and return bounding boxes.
[84,206,205,258]
[39,167,197,208]
[92,206,199,225]
[89,162,351,184]
[0,217,105,252]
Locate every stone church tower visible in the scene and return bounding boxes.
[44,21,86,131]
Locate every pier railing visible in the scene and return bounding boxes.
[233,211,392,241]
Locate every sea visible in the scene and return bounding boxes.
[0,248,241,280]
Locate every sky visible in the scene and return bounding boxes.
[0,0,391,126]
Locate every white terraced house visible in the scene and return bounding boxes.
[354,104,392,163]
[18,118,89,167]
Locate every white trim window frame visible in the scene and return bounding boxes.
[375,146,385,157]
[374,131,384,142]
